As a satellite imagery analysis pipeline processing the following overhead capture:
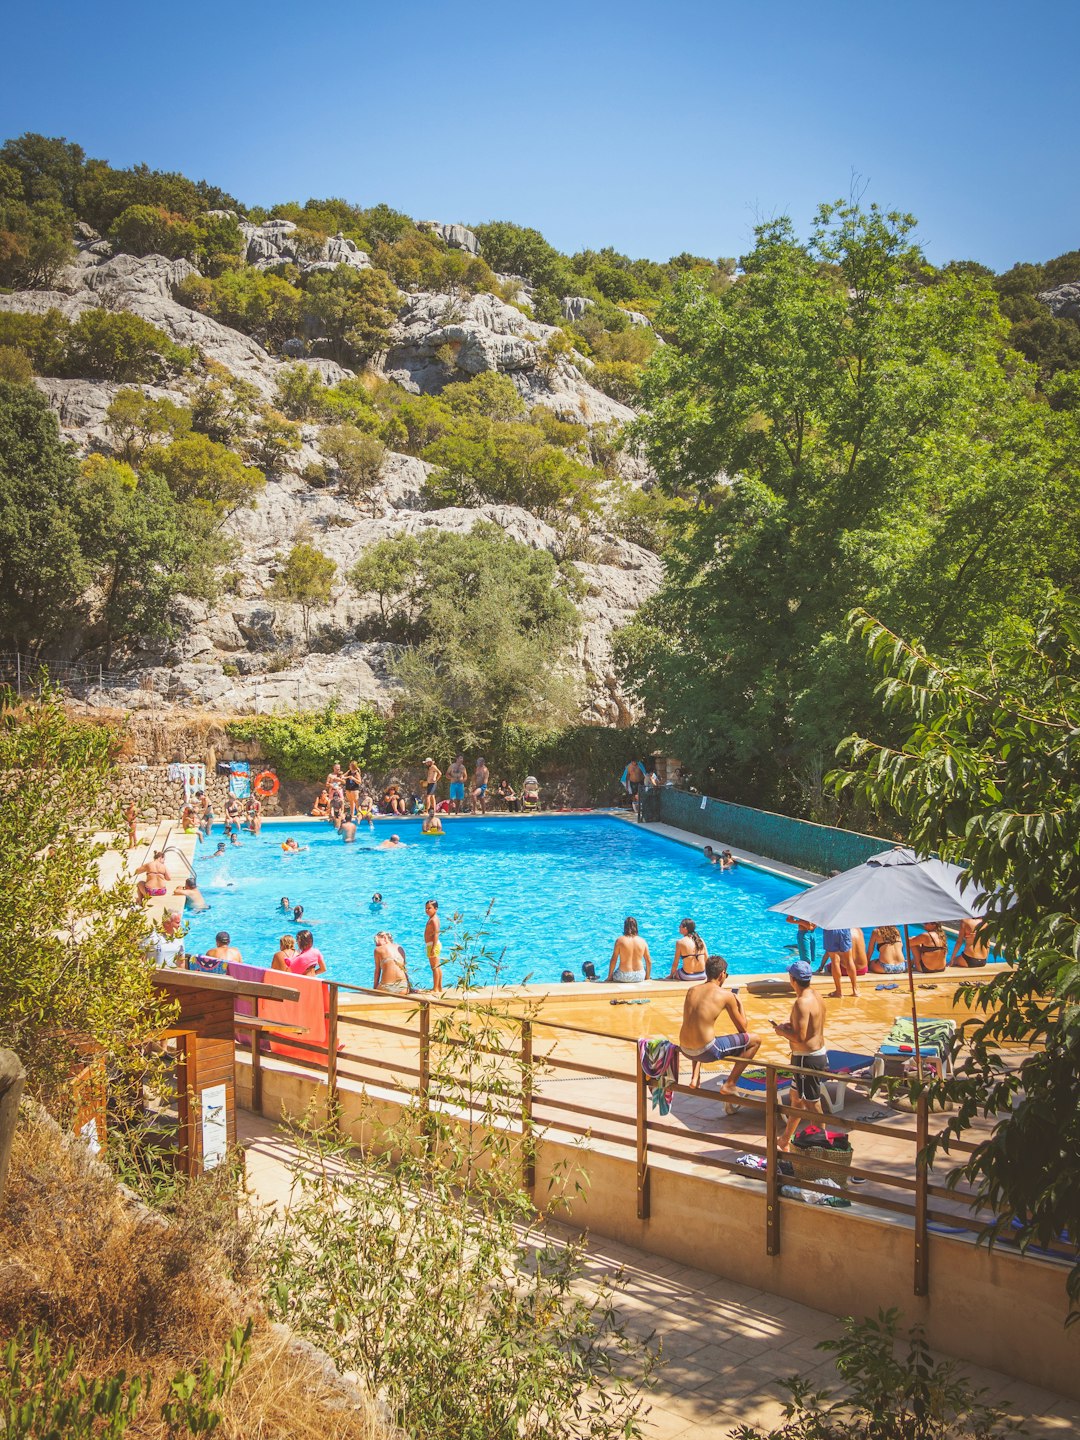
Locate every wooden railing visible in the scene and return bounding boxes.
[236,981,1076,1296]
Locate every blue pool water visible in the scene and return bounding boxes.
[183,814,809,988]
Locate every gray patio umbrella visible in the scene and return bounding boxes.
[769,847,990,1075]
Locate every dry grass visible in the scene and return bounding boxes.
[0,1111,393,1440]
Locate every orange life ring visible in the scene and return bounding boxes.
[253,770,279,798]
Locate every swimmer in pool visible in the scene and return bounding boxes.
[377,834,403,850]
[370,892,384,911]
[280,896,291,912]
[342,819,357,843]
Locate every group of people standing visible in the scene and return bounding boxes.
[309,757,540,828]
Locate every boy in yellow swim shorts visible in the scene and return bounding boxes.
[424,898,442,992]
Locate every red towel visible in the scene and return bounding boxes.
[258,969,328,1063]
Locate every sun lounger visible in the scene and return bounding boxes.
[819,1049,875,1112]
[872,1017,957,1079]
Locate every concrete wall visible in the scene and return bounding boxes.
[659,789,893,875]
[237,1058,1080,1402]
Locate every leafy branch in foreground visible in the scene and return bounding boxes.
[832,605,1080,1314]
[0,1321,251,1440]
[732,1308,1020,1440]
[263,922,655,1440]
[0,687,174,1108]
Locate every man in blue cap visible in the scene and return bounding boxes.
[770,959,827,1150]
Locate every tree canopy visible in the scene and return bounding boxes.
[615,201,1080,809]
[349,523,580,750]
[835,605,1080,1312]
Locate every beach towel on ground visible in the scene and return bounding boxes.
[638,1038,679,1116]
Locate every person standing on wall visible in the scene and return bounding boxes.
[472,757,489,815]
[625,758,645,820]
[422,758,442,818]
[447,754,467,814]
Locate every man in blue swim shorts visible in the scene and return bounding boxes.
[447,754,467,814]
[822,927,858,998]
[678,954,761,1091]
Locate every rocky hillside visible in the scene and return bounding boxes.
[0,213,661,721]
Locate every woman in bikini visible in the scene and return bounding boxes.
[910,921,948,973]
[950,917,990,968]
[271,934,297,971]
[669,917,708,980]
[374,932,410,994]
[867,925,907,975]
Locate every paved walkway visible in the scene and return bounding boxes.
[236,1110,1080,1437]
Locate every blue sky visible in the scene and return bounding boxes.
[3,0,1076,271]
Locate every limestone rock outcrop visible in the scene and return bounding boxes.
[383,289,637,429]
[1039,283,1080,322]
[0,249,350,398]
[238,218,372,274]
[417,221,480,255]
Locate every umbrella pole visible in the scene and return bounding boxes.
[904,924,923,1079]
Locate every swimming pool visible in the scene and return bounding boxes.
[183,814,810,987]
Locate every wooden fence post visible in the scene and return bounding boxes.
[520,1018,534,1196]
[0,1050,26,1210]
[636,1064,651,1220]
[326,984,339,1124]
[914,1092,929,1296]
[765,1065,780,1256]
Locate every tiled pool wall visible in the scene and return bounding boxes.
[658,789,893,875]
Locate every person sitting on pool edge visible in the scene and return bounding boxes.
[374,932,410,994]
[669,917,707,980]
[608,916,651,983]
[498,778,519,811]
[910,921,948,972]
[950,916,991,968]
[310,788,330,817]
[678,954,761,1092]
[867,925,907,976]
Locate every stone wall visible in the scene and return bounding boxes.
[116,763,289,824]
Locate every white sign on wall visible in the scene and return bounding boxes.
[200,1083,227,1171]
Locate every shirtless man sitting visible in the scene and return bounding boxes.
[607,916,652,982]
[134,851,171,902]
[678,955,761,1093]
[771,960,828,1150]
[950,916,990,968]
[374,932,410,995]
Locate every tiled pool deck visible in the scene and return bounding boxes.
[238,1109,1080,1437]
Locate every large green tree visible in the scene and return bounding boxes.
[0,379,89,654]
[835,606,1080,1313]
[301,265,399,366]
[616,201,1080,809]
[349,523,580,749]
[77,457,209,665]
